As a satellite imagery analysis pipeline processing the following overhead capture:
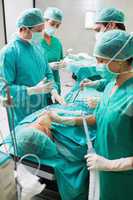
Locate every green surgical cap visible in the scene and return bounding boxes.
[16,8,44,28]
[95,7,125,24]
[44,7,63,22]
[93,30,133,61]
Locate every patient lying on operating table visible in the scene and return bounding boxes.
[7,102,96,200]
[27,109,96,132]
[21,107,96,146]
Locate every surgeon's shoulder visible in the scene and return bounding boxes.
[0,39,18,60]
[52,36,63,47]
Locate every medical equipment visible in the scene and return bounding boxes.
[72,88,81,103]
[0,77,18,158]
[82,113,99,200]
[16,154,45,200]
[0,77,21,199]
[0,77,18,161]
[0,151,17,200]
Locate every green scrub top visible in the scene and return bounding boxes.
[40,36,63,94]
[0,36,56,126]
[95,77,133,200]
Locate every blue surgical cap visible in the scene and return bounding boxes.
[16,8,44,28]
[95,7,125,24]
[93,30,133,61]
[44,7,63,22]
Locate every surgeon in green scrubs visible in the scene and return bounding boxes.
[68,8,126,109]
[39,7,64,105]
[49,30,133,200]
[85,30,133,200]
[81,7,126,93]
[0,8,63,126]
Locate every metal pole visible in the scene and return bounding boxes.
[2,0,7,44]
[33,0,36,8]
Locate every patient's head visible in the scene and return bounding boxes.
[27,112,52,139]
[37,113,52,129]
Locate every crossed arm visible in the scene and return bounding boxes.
[48,111,96,126]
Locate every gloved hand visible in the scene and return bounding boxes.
[49,61,66,70]
[80,79,100,88]
[85,153,133,171]
[87,96,100,108]
[51,90,67,105]
[27,79,53,95]
[65,48,73,56]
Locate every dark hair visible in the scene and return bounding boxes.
[20,27,32,31]
[27,27,33,30]
[116,23,126,30]
[126,57,133,65]
[101,22,126,31]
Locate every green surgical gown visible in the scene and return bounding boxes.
[95,77,133,200]
[40,36,63,94]
[0,36,56,126]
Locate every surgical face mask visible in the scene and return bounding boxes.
[44,27,56,36]
[96,63,119,81]
[31,32,42,44]
[23,38,32,43]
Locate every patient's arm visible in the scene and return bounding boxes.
[75,115,96,126]
[48,111,96,126]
